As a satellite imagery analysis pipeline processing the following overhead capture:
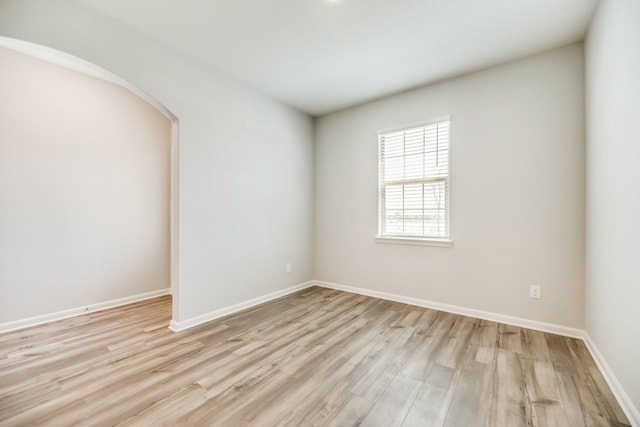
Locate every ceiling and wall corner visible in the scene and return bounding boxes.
[314,43,586,329]
[76,0,599,116]
[1,0,638,421]
[0,0,316,325]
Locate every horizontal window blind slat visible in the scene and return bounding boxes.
[378,118,450,239]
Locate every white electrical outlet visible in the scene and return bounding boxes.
[530,285,541,299]
[286,263,292,273]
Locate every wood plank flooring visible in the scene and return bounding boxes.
[0,287,630,426]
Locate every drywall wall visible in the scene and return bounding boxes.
[585,0,640,416]
[0,46,170,323]
[0,0,315,323]
[315,44,585,328]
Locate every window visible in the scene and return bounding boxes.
[377,118,451,244]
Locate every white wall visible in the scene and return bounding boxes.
[0,46,170,323]
[315,44,585,328]
[0,0,315,323]
[585,0,640,415]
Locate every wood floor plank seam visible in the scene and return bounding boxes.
[0,288,631,427]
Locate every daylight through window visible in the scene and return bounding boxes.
[378,118,450,240]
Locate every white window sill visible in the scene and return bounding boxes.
[374,236,453,247]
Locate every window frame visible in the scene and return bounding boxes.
[375,116,453,247]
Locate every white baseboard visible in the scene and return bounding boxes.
[169,281,315,332]
[313,280,584,338]
[0,288,170,334]
[8,279,633,424]
[314,280,639,425]
[583,334,640,427]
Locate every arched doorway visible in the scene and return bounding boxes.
[0,37,180,329]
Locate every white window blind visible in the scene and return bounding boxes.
[378,118,450,240]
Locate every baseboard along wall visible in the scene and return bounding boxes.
[312,280,639,427]
[0,288,170,334]
[582,334,640,427]
[168,281,316,332]
[313,280,584,338]
[169,279,638,425]
[2,279,636,425]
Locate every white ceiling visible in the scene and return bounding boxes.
[78,0,599,116]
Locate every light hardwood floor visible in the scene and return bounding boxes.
[0,287,630,426]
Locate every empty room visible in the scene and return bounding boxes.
[0,0,638,425]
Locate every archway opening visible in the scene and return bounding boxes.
[0,37,179,330]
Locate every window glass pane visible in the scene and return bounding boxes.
[424,181,446,236]
[404,154,423,180]
[384,156,403,182]
[403,184,423,209]
[378,119,450,239]
[385,185,403,210]
[404,210,423,235]
[424,181,446,210]
[382,145,403,160]
[385,210,403,234]
[404,134,423,156]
